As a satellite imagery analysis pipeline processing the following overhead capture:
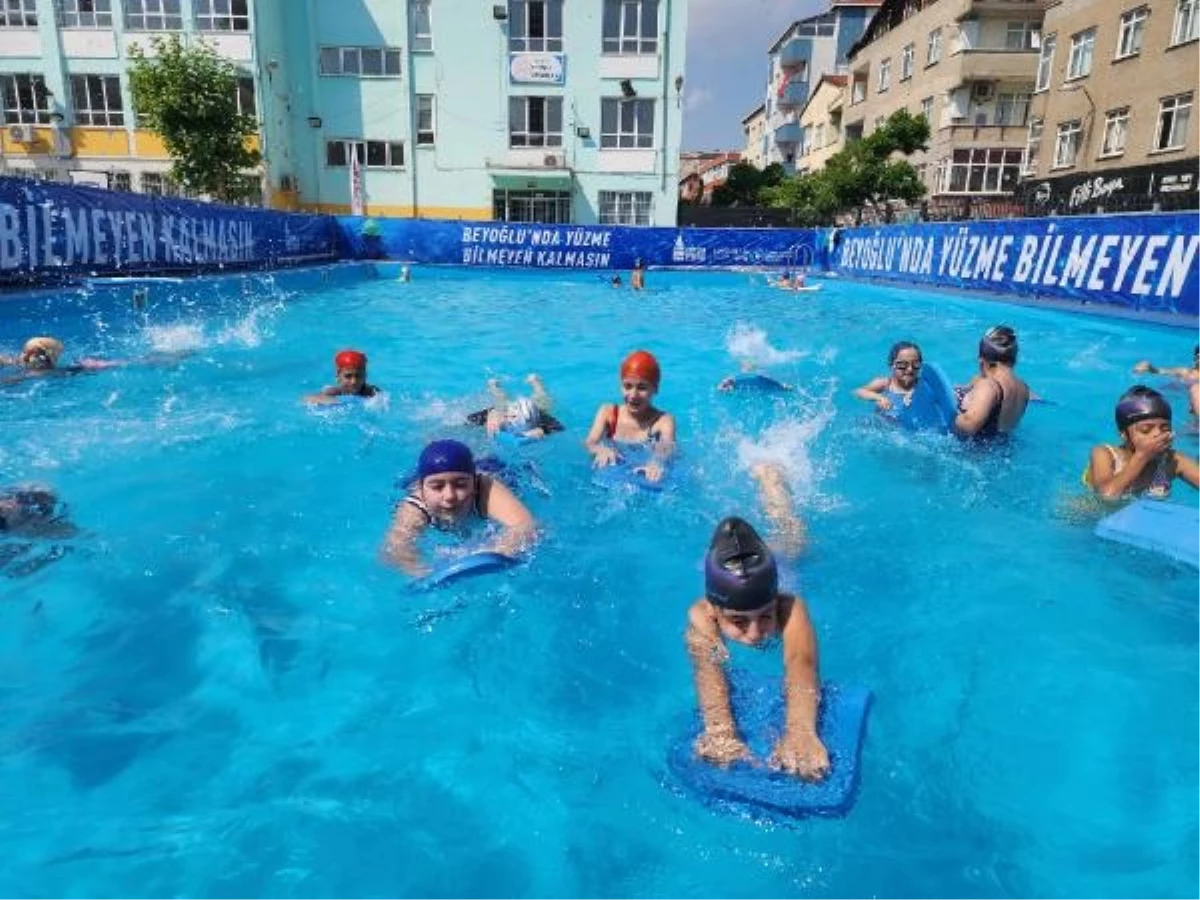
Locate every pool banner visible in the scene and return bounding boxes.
[0,176,341,285]
[832,214,1200,317]
[338,216,821,272]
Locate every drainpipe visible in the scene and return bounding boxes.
[659,0,672,201]
[306,0,323,209]
[406,5,419,217]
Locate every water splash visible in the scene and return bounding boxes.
[725,323,805,368]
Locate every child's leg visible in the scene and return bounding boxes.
[750,462,807,557]
[526,373,553,412]
[486,377,510,409]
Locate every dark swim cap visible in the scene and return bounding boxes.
[1115,386,1172,431]
[979,325,1018,364]
[704,517,778,612]
[417,439,476,480]
[888,340,922,365]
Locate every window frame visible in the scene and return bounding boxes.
[919,95,934,122]
[995,91,1031,127]
[508,0,564,53]
[602,0,659,55]
[1,73,53,125]
[1115,6,1148,58]
[492,188,572,224]
[1053,119,1083,168]
[416,94,436,145]
[193,0,249,32]
[598,189,654,225]
[937,147,1023,195]
[1066,28,1095,80]
[1004,20,1040,50]
[599,96,655,149]
[70,73,125,127]
[123,0,183,31]
[1153,92,1192,151]
[509,95,564,148]
[325,138,406,169]
[411,0,433,51]
[1021,118,1042,175]
[318,46,404,78]
[0,0,37,27]
[900,43,914,80]
[57,0,113,29]
[877,57,891,92]
[1099,107,1129,157]
[926,28,942,65]
[1035,33,1056,91]
[1172,0,1198,44]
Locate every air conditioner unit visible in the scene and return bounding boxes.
[543,153,562,167]
[8,124,35,143]
[971,81,995,102]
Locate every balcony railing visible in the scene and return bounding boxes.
[777,81,808,107]
[779,38,808,68]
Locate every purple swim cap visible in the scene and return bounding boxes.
[417,439,476,480]
[704,516,778,612]
[1115,386,1172,432]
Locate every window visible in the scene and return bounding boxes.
[325,139,405,168]
[493,189,571,224]
[509,0,563,52]
[57,0,113,28]
[1053,119,1082,167]
[1066,28,1095,79]
[124,0,182,30]
[850,77,866,104]
[235,76,256,118]
[920,95,934,122]
[195,0,248,31]
[0,0,37,26]
[603,0,658,54]
[900,43,914,80]
[1,74,52,124]
[1005,21,1040,50]
[1115,7,1148,58]
[508,96,563,147]
[1100,107,1129,156]
[995,92,1031,126]
[599,190,652,225]
[1022,118,1042,174]
[109,171,132,191]
[1035,34,1056,91]
[937,148,1023,194]
[877,58,891,92]
[926,28,942,65]
[600,97,654,148]
[70,74,124,126]
[1172,0,1198,44]
[318,46,403,77]
[141,171,180,196]
[412,0,432,51]
[1154,92,1192,150]
[416,94,435,145]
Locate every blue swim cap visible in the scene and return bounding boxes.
[1115,386,1172,431]
[704,516,778,612]
[417,439,476,480]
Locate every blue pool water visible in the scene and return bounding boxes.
[0,265,1196,898]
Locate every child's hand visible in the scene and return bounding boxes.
[695,730,753,767]
[635,460,664,483]
[592,446,621,468]
[523,427,546,440]
[875,395,893,412]
[770,730,829,781]
[1131,429,1173,459]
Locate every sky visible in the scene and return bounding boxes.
[681,0,825,152]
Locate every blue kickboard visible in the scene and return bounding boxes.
[888,362,958,433]
[730,374,793,394]
[592,460,673,493]
[411,551,519,591]
[1095,499,1199,568]
[668,672,872,821]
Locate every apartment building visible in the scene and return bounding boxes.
[763,0,880,172]
[1018,0,1198,214]
[0,0,688,225]
[843,0,1048,213]
[797,74,847,173]
[741,102,767,168]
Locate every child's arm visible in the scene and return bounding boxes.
[380,502,432,576]
[1133,360,1194,378]
[1087,441,1165,499]
[478,476,539,558]
[1174,451,1200,489]
[526,373,553,413]
[583,404,620,466]
[637,413,677,483]
[853,376,893,408]
[954,378,1000,436]
[685,600,752,766]
[771,594,829,780]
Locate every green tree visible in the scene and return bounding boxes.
[709,160,787,206]
[128,35,261,203]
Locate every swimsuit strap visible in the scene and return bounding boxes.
[403,493,433,525]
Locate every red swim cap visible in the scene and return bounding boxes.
[335,349,367,370]
[620,350,660,387]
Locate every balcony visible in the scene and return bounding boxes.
[773,121,802,144]
[777,80,809,107]
[949,48,1039,84]
[779,38,808,68]
[955,0,1050,19]
[941,123,1028,145]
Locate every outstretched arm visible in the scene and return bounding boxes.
[584,404,620,466]
[1133,360,1195,379]
[480,476,539,558]
[1174,451,1200,489]
[853,376,893,409]
[380,502,432,576]
[772,594,828,780]
[686,601,751,766]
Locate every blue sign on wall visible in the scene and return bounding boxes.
[0,176,341,285]
[830,214,1200,317]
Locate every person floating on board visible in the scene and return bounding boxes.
[584,350,676,484]
[685,516,828,780]
[954,325,1030,439]
[1083,386,1199,501]
[466,373,565,441]
[853,341,924,413]
[305,349,380,405]
[381,439,537,577]
[1132,345,1199,418]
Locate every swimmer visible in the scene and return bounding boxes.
[717,359,795,393]
[853,341,923,412]
[381,439,538,577]
[955,325,1029,439]
[0,336,184,385]
[685,516,828,780]
[1133,345,1199,417]
[0,485,77,538]
[466,373,564,440]
[1083,386,1199,501]
[399,265,412,283]
[631,258,646,291]
[305,349,379,405]
[610,274,623,288]
[584,350,676,483]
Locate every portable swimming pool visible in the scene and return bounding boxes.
[0,264,1196,898]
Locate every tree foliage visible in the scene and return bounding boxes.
[761,109,931,224]
[710,161,786,206]
[128,35,261,203]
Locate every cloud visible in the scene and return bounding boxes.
[684,87,713,112]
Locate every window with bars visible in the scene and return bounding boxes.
[1154,93,1192,150]
[416,95,435,145]
[325,139,405,168]
[598,190,653,225]
[124,0,182,31]
[2,74,52,124]
[493,189,572,224]
[509,96,563,147]
[70,74,125,126]
[1115,7,1148,58]
[58,0,113,28]
[600,97,654,148]
[0,0,37,27]
[602,0,658,54]
[194,0,249,32]
[109,170,132,191]
[318,46,403,77]
[1066,28,1095,79]
[411,0,432,51]
[1053,119,1082,168]
[509,0,563,52]
[1100,107,1129,157]
[1172,0,1198,44]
